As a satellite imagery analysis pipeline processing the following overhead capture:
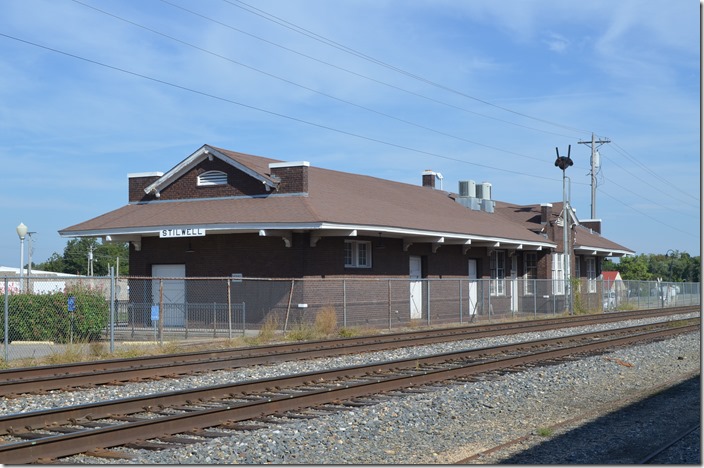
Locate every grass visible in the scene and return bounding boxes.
[536,427,554,437]
[285,306,340,342]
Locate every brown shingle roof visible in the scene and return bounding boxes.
[493,200,633,254]
[59,146,556,247]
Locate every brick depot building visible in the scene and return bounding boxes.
[60,144,633,327]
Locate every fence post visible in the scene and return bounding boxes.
[242,302,246,337]
[227,279,232,340]
[284,279,294,333]
[3,278,8,362]
[213,302,217,338]
[158,279,164,343]
[388,279,392,331]
[533,280,537,318]
[426,280,431,326]
[109,266,115,353]
[459,279,463,324]
[343,279,347,328]
[488,283,492,321]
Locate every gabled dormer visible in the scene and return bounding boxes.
[128,144,280,203]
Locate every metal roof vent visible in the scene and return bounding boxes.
[197,170,227,186]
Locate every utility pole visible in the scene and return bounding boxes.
[555,145,574,315]
[578,133,610,219]
[88,245,95,276]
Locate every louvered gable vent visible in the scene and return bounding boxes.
[197,170,227,186]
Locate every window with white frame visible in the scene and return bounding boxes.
[490,250,506,296]
[552,253,565,295]
[586,257,597,293]
[344,240,372,268]
[197,170,227,186]
[524,252,537,295]
[574,255,582,293]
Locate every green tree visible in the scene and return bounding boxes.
[607,251,700,282]
[34,238,128,276]
[613,254,652,281]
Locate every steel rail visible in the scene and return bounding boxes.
[0,306,696,395]
[0,318,697,437]
[0,320,698,464]
[636,424,701,464]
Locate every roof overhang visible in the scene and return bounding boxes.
[63,222,556,253]
[573,245,634,257]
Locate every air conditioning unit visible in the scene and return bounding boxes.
[476,182,492,200]
[458,180,475,198]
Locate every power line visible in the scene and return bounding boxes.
[599,189,697,238]
[160,0,584,141]
[225,0,592,135]
[0,32,571,184]
[598,145,698,209]
[71,0,551,164]
[610,141,698,202]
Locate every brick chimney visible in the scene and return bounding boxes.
[129,172,163,203]
[540,203,553,225]
[581,219,602,234]
[422,170,436,189]
[269,161,309,194]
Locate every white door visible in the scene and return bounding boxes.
[152,264,186,327]
[468,259,478,317]
[409,256,422,320]
[510,255,518,312]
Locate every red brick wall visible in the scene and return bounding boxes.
[156,159,270,200]
[269,165,308,194]
[129,176,160,203]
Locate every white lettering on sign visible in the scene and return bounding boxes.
[159,228,206,238]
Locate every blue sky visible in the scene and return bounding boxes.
[0,0,700,270]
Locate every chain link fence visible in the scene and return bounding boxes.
[1,274,700,362]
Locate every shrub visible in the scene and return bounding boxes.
[0,283,109,343]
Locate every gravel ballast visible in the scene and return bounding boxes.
[2,314,699,464]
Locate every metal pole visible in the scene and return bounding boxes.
[590,132,596,218]
[388,280,392,331]
[4,278,9,362]
[18,237,24,293]
[426,280,430,326]
[109,266,115,353]
[563,170,570,314]
[459,279,463,324]
[342,279,347,328]
[227,279,232,340]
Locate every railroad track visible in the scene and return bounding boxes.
[0,306,696,395]
[638,424,701,464]
[0,318,698,464]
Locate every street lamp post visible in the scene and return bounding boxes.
[16,223,28,292]
[555,146,574,314]
[664,249,676,306]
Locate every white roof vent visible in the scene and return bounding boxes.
[197,170,227,186]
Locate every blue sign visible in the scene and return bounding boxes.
[68,296,76,312]
[151,305,159,321]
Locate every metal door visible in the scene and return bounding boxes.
[152,264,186,327]
[468,259,478,317]
[409,256,422,320]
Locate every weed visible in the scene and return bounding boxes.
[314,306,338,336]
[256,314,281,343]
[286,322,317,342]
[536,427,554,437]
